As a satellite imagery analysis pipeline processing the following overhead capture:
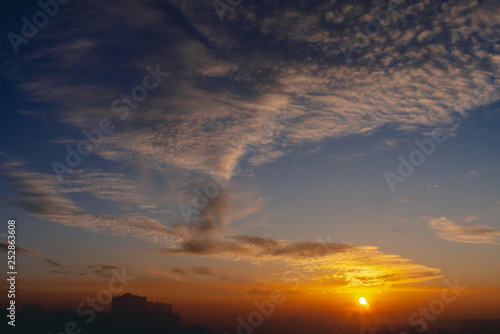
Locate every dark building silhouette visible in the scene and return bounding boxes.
[111,292,148,314]
[110,293,180,332]
[7,298,499,334]
[111,292,174,315]
[148,300,173,314]
[5,294,180,334]
[20,303,44,315]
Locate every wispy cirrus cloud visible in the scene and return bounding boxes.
[147,266,222,281]
[48,270,72,276]
[192,266,216,275]
[43,258,63,268]
[427,216,500,245]
[171,266,217,276]
[465,169,495,178]
[0,160,185,246]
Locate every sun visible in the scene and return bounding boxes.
[359,297,368,306]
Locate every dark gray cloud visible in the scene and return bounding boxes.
[48,270,72,276]
[0,241,40,256]
[43,258,63,268]
[172,266,216,276]
[172,267,187,274]
[192,266,216,275]
[88,264,120,276]
[152,235,354,259]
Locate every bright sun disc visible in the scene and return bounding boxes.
[359,297,368,305]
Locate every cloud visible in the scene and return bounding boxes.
[0,161,185,247]
[331,152,367,161]
[150,236,441,292]
[6,0,499,182]
[48,270,72,276]
[466,170,482,178]
[43,258,63,267]
[390,228,408,236]
[7,0,500,292]
[172,266,216,276]
[378,139,404,148]
[147,268,186,281]
[464,215,480,223]
[192,267,216,275]
[0,241,40,256]
[58,168,183,212]
[88,264,120,276]
[18,110,38,116]
[172,267,187,275]
[0,159,440,291]
[427,216,500,245]
[378,216,420,224]
[149,266,221,281]
[175,187,265,237]
[0,158,263,255]
[465,169,494,178]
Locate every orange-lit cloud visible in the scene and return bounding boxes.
[151,236,441,292]
[427,216,500,245]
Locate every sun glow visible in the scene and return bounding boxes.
[359,297,368,305]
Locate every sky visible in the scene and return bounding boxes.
[0,0,499,332]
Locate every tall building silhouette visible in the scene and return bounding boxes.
[110,292,180,332]
[111,293,148,314]
[111,292,174,315]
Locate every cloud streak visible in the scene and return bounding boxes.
[0,160,185,246]
[427,216,500,245]
[43,258,63,268]
[0,241,40,256]
[150,236,441,291]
